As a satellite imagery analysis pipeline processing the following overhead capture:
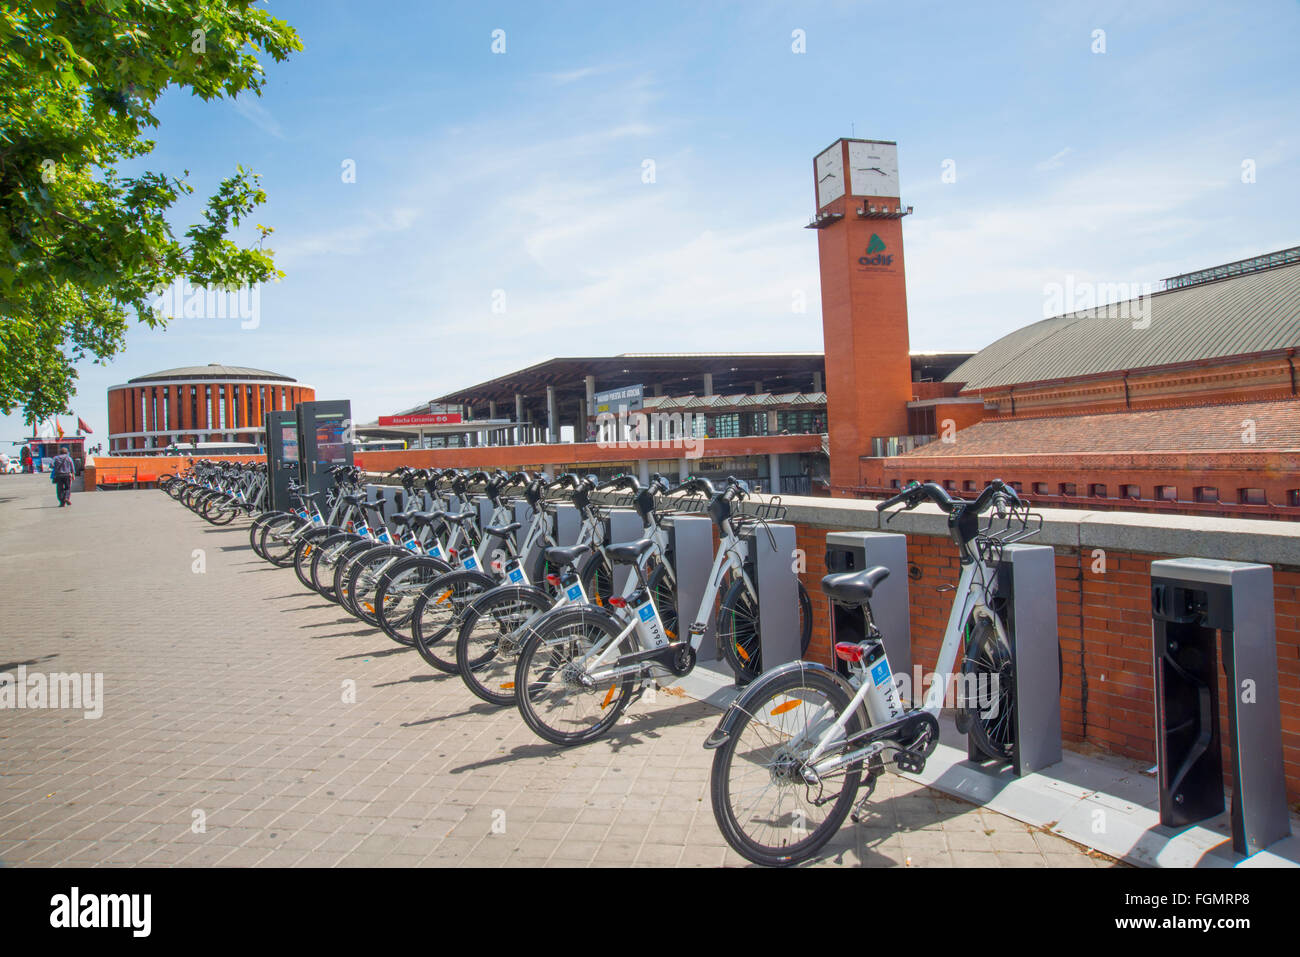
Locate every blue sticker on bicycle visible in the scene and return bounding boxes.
[871,660,891,686]
[637,604,655,622]
[566,585,582,601]
[508,568,523,583]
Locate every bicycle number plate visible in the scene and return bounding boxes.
[462,554,478,570]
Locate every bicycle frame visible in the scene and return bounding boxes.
[798,557,1005,778]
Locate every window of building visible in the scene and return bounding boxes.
[1090,484,1107,498]
[1155,485,1177,501]
[907,406,937,436]
[746,412,769,436]
[1288,490,1300,507]
[1238,488,1267,506]
[1009,481,1023,493]
[890,479,901,489]
[1119,484,1140,499]
[963,480,977,492]
[1032,482,1049,495]
[776,410,818,434]
[190,387,198,430]
[943,479,957,491]
[708,413,741,438]
[1059,482,1077,496]
[1194,486,1219,503]
[218,386,227,430]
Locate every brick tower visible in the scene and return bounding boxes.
[810,138,914,495]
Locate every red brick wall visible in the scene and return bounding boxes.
[859,448,1300,520]
[791,522,1300,802]
[977,354,1298,420]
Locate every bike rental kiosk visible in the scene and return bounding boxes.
[263,410,299,513]
[294,400,355,499]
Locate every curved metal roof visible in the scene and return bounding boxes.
[127,364,297,384]
[949,256,1300,391]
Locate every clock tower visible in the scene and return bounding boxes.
[809,138,913,495]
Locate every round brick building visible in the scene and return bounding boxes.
[107,364,315,452]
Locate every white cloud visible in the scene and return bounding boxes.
[1035,146,1073,171]
[231,95,285,140]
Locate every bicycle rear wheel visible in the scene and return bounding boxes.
[261,515,306,566]
[373,556,453,645]
[710,665,862,867]
[514,605,636,747]
[457,585,554,706]
[411,569,497,673]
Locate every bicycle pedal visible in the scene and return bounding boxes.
[894,749,926,774]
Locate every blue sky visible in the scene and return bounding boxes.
[7,0,1299,445]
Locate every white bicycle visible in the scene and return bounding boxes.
[704,479,1044,866]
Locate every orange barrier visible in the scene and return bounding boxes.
[82,455,263,491]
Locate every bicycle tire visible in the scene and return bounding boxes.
[261,515,307,566]
[961,619,1016,761]
[717,579,814,683]
[310,532,362,599]
[330,539,384,612]
[514,604,637,747]
[341,545,409,623]
[410,568,498,673]
[456,584,555,706]
[373,556,453,645]
[709,664,863,867]
[293,526,337,591]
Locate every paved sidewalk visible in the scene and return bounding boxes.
[0,476,1113,867]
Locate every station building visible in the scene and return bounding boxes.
[861,247,1300,519]
[358,350,971,494]
[106,364,315,452]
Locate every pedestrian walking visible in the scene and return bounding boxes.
[52,445,75,507]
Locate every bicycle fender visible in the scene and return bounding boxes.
[703,659,855,750]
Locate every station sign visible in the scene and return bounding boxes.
[378,412,464,427]
[594,384,644,413]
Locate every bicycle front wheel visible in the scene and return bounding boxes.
[961,619,1016,761]
[718,579,814,683]
[515,605,635,747]
[710,665,862,867]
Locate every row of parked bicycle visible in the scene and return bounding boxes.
[160,459,1035,866]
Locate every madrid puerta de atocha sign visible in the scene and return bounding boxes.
[594,384,644,414]
[858,233,895,269]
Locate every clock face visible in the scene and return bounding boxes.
[847,141,899,198]
[815,143,845,208]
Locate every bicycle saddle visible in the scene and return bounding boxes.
[441,511,479,525]
[544,543,592,568]
[821,566,890,605]
[604,538,654,565]
[483,522,522,539]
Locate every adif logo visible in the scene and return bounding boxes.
[858,233,894,268]
[50,887,151,937]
